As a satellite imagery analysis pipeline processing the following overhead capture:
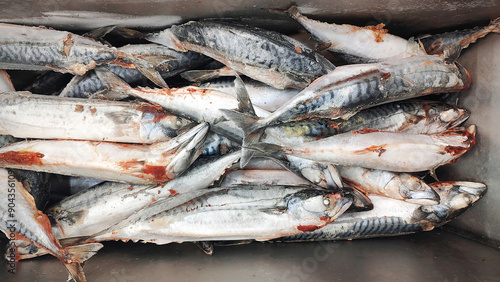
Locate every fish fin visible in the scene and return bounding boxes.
[443,41,463,63]
[234,74,256,116]
[64,262,87,282]
[113,27,144,39]
[136,65,169,88]
[491,17,500,33]
[83,25,116,40]
[324,164,343,189]
[245,142,287,159]
[193,241,214,256]
[94,68,133,99]
[181,69,224,82]
[145,29,187,52]
[429,168,440,182]
[284,5,301,19]
[66,243,104,263]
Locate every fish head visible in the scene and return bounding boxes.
[286,188,352,229]
[412,181,486,230]
[165,122,209,178]
[414,102,470,133]
[388,173,440,205]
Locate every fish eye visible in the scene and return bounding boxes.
[323,198,330,206]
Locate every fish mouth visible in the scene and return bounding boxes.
[443,107,470,128]
[326,192,353,221]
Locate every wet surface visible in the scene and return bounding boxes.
[1,229,499,281]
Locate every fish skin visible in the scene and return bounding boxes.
[0,122,209,184]
[90,185,352,244]
[286,6,426,63]
[60,44,210,98]
[48,151,241,240]
[276,181,486,242]
[0,69,15,91]
[251,125,476,172]
[0,92,192,143]
[339,166,439,205]
[146,21,335,89]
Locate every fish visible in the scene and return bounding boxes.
[222,55,471,165]
[263,101,470,145]
[0,92,192,143]
[9,169,51,210]
[89,185,352,244]
[0,69,15,91]
[417,17,500,60]
[0,23,168,87]
[145,21,335,89]
[0,122,209,184]
[48,151,241,241]
[250,125,476,172]
[276,181,486,242]
[285,6,427,63]
[200,77,301,112]
[59,44,210,98]
[0,168,101,282]
[339,166,439,205]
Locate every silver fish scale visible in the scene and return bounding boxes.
[172,22,330,78]
[0,44,60,65]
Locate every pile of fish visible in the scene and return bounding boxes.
[1,6,497,281]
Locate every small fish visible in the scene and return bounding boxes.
[145,21,335,89]
[285,6,426,63]
[48,151,241,241]
[0,122,209,184]
[339,166,439,205]
[0,92,192,143]
[89,185,352,244]
[417,17,500,60]
[276,181,486,242]
[0,168,100,282]
[250,125,476,172]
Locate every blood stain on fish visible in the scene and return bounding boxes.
[75,105,84,112]
[297,225,322,232]
[0,151,45,166]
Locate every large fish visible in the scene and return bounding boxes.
[276,181,486,242]
[0,122,209,184]
[145,21,335,89]
[48,151,241,240]
[250,125,476,172]
[0,92,192,143]
[0,23,168,87]
[89,185,352,244]
[0,168,102,282]
[285,6,426,63]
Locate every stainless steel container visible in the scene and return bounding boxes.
[0,1,499,280]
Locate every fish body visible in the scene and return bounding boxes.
[286,6,426,63]
[0,123,209,184]
[146,21,335,89]
[0,92,191,143]
[48,151,241,240]
[0,23,117,75]
[253,126,476,172]
[277,181,486,241]
[91,185,352,244]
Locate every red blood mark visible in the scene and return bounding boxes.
[381,72,391,83]
[168,189,179,196]
[128,187,134,191]
[89,107,97,115]
[158,190,161,194]
[320,216,327,221]
[294,46,302,53]
[75,105,84,112]
[0,151,45,166]
[143,165,169,182]
[137,104,170,123]
[352,128,380,134]
[444,146,468,156]
[151,198,156,202]
[366,23,388,42]
[297,225,322,232]
[361,145,387,157]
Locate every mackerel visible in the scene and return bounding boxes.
[146,21,335,89]
[0,122,209,184]
[0,92,192,143]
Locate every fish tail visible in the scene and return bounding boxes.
[220,75,269,167]
[93,68,134,100]
[63,262,87,282]
[285,5,302,20]
[491,17,500,33]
